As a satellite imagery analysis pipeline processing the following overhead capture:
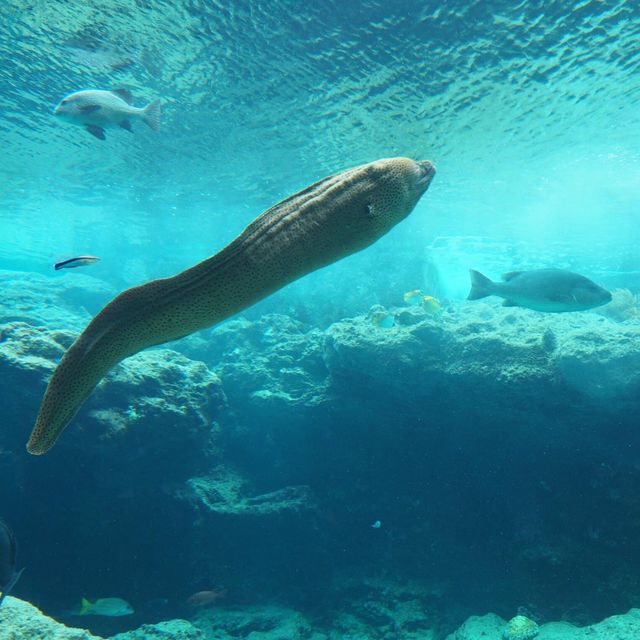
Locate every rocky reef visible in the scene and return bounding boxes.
[5,594,640,640]
[0,596,103,639]
[0,595,204,639]
[447,608,640,640]
[1,269,640,636]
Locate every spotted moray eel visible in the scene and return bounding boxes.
[27,157,435,454]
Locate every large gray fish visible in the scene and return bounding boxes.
[53,89,161,140]
[468,268,612,313]
[0,520,24,607]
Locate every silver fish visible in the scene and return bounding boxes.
[468,268,612,313]
[54,255,101,271]
[53,89,161,140]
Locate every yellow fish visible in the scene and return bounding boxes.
[403,289,422,305]
[78,596,133,617]
[421,295,441,315]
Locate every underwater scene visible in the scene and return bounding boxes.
[1,0,640,638]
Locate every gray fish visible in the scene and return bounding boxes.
[468,268,612,313]
[0,520,25,607]
[53,89,161,140]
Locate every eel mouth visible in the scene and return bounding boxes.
[418,159,436,179]
[415,160,437,192]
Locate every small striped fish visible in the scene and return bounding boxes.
[54,256,101,271]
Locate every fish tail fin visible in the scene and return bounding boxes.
[0,567,25,607]
[142,99,161,131]
[467,269,495,300]
[80,597,92,615]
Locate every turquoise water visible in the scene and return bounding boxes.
[1,1,640,638]
[2,1,639,299]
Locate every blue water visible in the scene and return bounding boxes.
[1,1,640,638]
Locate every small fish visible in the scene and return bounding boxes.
[0,520,25,607]
[403,289,423,306]
[186,589,228,608]
[371,520,381,529]
[77,597,134,617]
[371,310,395,328]
[468,268,612,313]
[54,89,161,140]
[54,255,101,271]
[421,295,442,315]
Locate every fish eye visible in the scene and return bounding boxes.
[61,99,69,105]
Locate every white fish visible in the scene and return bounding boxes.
[54,89,161,140]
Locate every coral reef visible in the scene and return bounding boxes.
[448,608,640,640]
[0,269,115,332]
[110,619,204,640]
[1,270,640,632]
[185,469,314,516]
[5,593,640,640]
[0,320,225,479]
[192,604,316,639]
[180,314,330,412]
[595,288,640,323]
[0,596,104,639]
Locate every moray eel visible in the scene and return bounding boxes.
[27,157,436,455]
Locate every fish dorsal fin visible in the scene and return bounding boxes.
[502,271,523,282]
[502,299,518,307]
[85,125,106,140]
[112,88,133,104]
[0,566,25,606]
